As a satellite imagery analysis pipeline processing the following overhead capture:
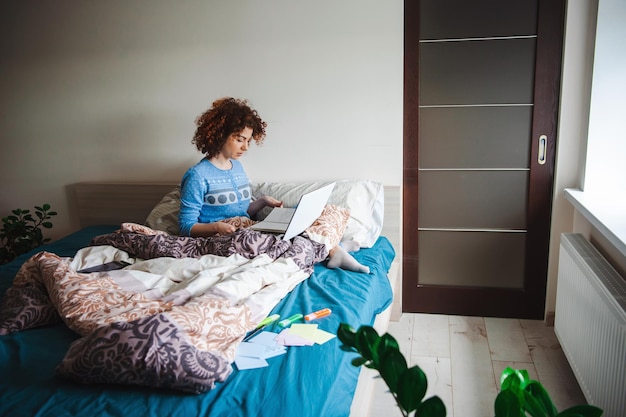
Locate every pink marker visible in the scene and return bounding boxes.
[304,308,332,321]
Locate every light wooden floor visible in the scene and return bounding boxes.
[367,313,587,417]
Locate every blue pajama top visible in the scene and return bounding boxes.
[178,158,252,236]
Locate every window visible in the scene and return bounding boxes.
[567,0,626,256]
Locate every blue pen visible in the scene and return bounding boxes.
[278,313,303,328]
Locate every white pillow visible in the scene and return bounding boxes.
[250,179,384,248]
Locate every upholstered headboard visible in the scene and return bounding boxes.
[71,181,401,252]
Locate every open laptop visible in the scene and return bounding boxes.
[250,182,336,240]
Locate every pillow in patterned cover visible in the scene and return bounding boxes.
[305,204,350,250]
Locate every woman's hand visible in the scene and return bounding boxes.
[248,195,283,218]
[190,221,236,237]
[260,195,283,208]
[213,221,237,235]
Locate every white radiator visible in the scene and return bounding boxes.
[555,233,626,417]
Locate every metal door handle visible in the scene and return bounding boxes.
[538,135,547,165]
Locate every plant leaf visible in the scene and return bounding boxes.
[522,389,550,417]
[355,326,379,362]
[351,356,368,367]
[379,332,400,350]
[337,323,356,347]
[495,389,524,417]
[396,365,427,413]
[517,369,530,385]
[414,396,447,417]
[501,367,530,389]
[378,347,407,392]
[500,367,517,386]
[377,332,400,361]
[526,381,557,417]
[500,372,523,394]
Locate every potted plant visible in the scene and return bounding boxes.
[0,204,57,265]
[337,323,602,417]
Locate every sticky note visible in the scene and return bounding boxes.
[235,355,268,370]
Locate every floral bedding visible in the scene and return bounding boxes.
[0,226,328,393]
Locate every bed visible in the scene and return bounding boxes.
[0,180,400,417]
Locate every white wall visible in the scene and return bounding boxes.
[0,0,404,240]
[546,1,597,318]
[1,0,604,321]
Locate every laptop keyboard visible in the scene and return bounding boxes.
[265,208,295,223]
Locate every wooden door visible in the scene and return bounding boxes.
[402,0,566,319]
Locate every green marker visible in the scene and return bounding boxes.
[278,313,303,328]
[256,313,280,329]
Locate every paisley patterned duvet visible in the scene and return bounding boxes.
[0,228,328,393]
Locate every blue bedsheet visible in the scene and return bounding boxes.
[0,226,395,417]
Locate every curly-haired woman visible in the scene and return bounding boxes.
[179,97,369,273]
[179,97,283,238]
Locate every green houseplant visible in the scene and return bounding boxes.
[337,323,446,417]
[337,323,602,417]
[495,367,602,417]
[0,204,57,265]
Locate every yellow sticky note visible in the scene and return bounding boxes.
[311,328,336,345]
[288,323,318,339]
[285,324,336,345]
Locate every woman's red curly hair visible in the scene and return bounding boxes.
[192,97,267,158]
